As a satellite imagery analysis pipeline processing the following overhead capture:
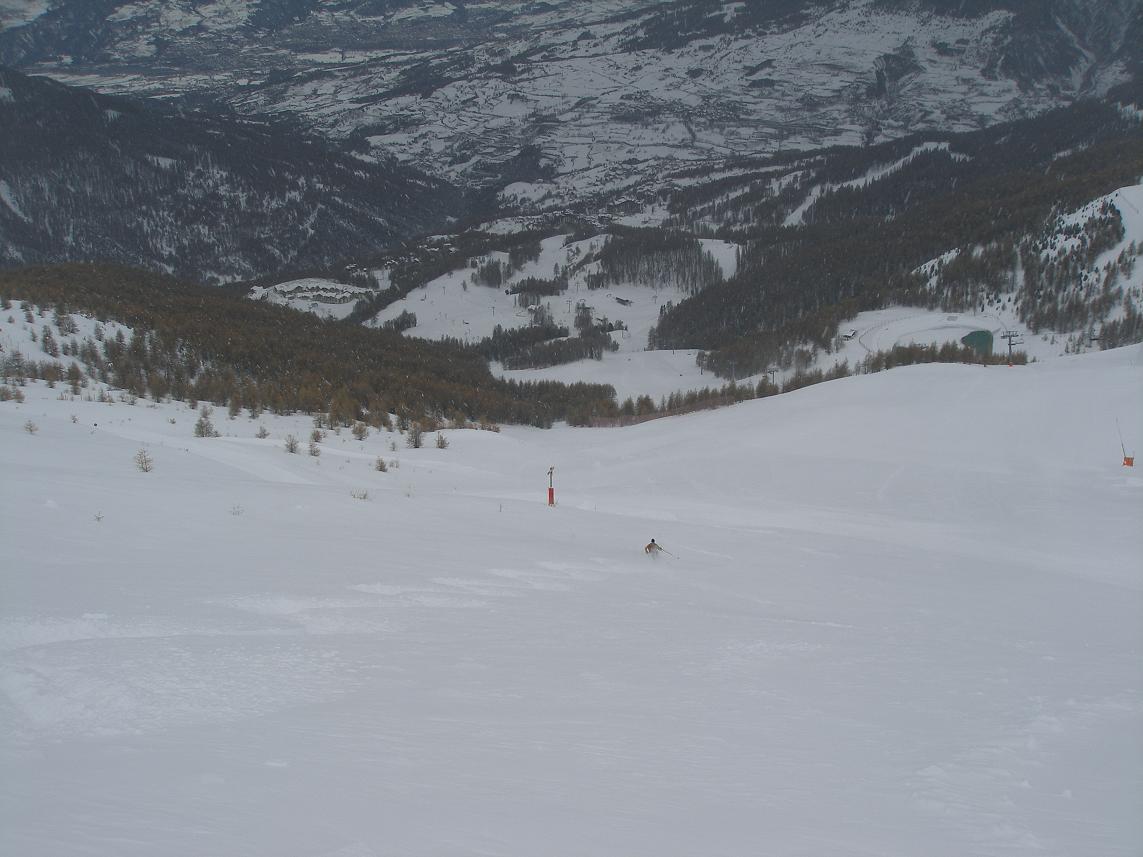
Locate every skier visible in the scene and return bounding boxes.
[645,538,664,556]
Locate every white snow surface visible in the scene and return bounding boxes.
[2,304,1142,856]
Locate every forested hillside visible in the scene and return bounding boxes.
[0,265,618,427]
[651,92,1143,377]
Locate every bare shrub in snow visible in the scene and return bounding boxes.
[375,457,388,472]
[39,326,59,356]
[284,434,299,454]
[256,425,270,439]
[24,420,38,434]
[407,423,423,448]
[435,432,449,449]
[134,448,154,472]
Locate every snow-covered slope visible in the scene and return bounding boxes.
[910,181,1143,355]
[2,302,1141,855]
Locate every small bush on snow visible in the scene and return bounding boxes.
[134,449,154,472]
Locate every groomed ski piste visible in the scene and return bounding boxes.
[1,307,1141,856]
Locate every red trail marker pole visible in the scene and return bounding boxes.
[547,466,555,506]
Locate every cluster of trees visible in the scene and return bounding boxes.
[857,342,1025,373]
[0,264,620,427]
[1098,301,1143,349]
[914,202,1138,337]
[586,230,724,294]
[592,380,768,427]
[508,277,566,302]
[681,299,862,378]
[471,241,546,289]
[473,259,510,288]
[382,310,417,333]
[1016,208,1133,333]
[467,321,570,364]
[926,243,1018,312]
[459,308,622,371]
[497,325,619,370]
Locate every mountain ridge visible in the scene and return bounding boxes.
[0,66,467,283]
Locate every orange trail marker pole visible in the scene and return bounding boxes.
[1118,419,1134,467]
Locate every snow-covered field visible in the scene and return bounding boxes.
[2,301,1141,854]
